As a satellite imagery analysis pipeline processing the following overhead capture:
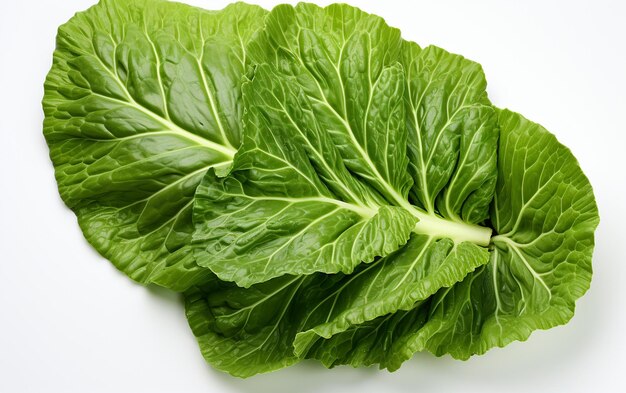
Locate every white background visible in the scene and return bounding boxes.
[1,0,625,392]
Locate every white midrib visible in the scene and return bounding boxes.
[233,189,491,246]
[231,194,376,218]
[307,116,490,246]
[410,209,492,246]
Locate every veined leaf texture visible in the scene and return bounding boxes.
[43,0,599,377]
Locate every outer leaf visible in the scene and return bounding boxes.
[184,276,305,378]
[43,0,266,290]
[292,235,488,357]
[192,4,495,289]
[184,234,487,377]
[193,65,417,287]
[387,109,598,368]
[248,3,413,203]
[305,109,598,371]
[244,4,495,242]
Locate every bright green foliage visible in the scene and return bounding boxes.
[185,233,487,377]
[44,0,599,379]
[185,275,304,377]
[43,0,266,290]
[401,42,498,224]
[396,109,599,365]
[303,110,599,371]
[191,62,419,287]
[192,3,495,289]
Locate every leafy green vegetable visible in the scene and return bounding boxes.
[185,3,597,377]
[401,42,498,224]
[192,3,494,289]
[44,0,599,379]
[185,233,486,377]
[43,0,266,290]
[386,108,599,368]
[303,109,599,371]
[192,62,418,287]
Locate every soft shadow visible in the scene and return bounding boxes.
[205,284,604,393]
[146,284,185,306]
[384,292,603,392]
[211,359,378,393]
[141,232,608,393]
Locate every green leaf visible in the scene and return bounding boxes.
[245,4,496,242]
[304,109,598,371]
[46,0,599,378]
[402,42,498,223]
[184,276,304,378]
[192,65,417,287]
[388,108,599,368]
[43,0,266,290]
[192,4,495,289]
[293,235,489,357]
[185,234,488,376]
[249,3,412,204]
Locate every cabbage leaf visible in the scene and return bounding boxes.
[43,0,599,379]
[43,0,265,290]
[303,109,599,371]
[192,3,494,288]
